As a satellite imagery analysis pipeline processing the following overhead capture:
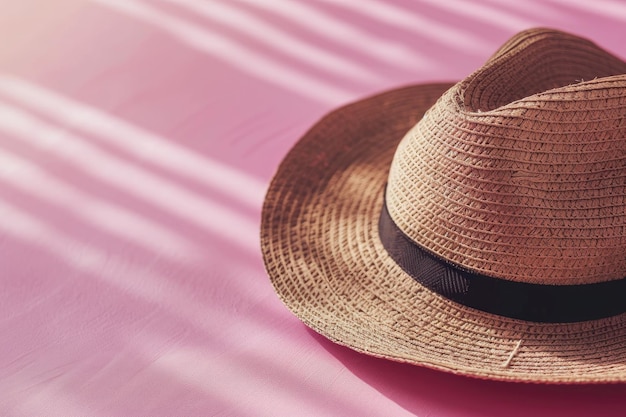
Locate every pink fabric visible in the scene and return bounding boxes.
[0,0,625,415]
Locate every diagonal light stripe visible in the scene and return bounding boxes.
[0,102,260,254]
[313,0,492,54]
[416,0,534,30]
[0,197,254,338]
[479,0,562,19]
[545,0,626,21]
[0,75,265,210]
[90,0,355,104]
[0,144,201,260]
[232,0,436,68]
[159,0,386,84]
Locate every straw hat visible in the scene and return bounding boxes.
[261,28,626,383]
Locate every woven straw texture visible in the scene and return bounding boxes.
[387,29,626,284]
[261,28,626,383]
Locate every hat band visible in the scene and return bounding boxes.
[378,196,626,323]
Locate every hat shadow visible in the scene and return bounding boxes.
[308,329,626,417]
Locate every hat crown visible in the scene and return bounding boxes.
[386,28,626,285]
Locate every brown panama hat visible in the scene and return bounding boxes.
[261,28,626,383]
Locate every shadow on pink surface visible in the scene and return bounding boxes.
[311,330,626,417]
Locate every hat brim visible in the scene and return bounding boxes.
[261,83,626,383]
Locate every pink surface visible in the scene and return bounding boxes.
[1,0,625,415]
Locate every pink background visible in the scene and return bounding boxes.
[0,0,625,415]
